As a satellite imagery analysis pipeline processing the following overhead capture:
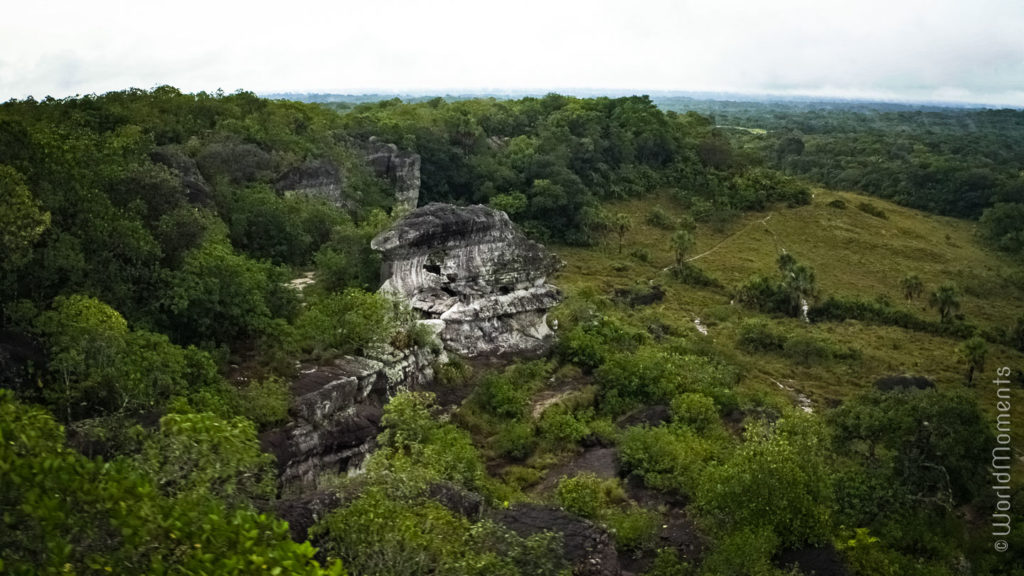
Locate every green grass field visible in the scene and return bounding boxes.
[551,188,1024,464]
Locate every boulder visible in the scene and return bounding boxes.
[365,136,420,212]
[260,344,441,488]
[275,159,348,208]
[371,203,562,357]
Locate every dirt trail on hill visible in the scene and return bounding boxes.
[661,214,775,272]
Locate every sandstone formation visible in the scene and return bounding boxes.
[371,203,562,357]
[365,136,421,212]
[261,344,442,488]
[275,159,348,208]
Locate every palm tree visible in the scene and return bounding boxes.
[671,230,695,266]
[899,273,924,301]
[958,336,987,386]
[929,282,960,323]
[783,263,817,319]
[612,213,632,254]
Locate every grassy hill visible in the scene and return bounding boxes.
[552,187,1024,450]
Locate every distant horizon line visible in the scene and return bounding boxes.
[258,88,1024,110]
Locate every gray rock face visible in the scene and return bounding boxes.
[371,203,562,357]
[490,503,620,576]
[260,345,441,488]
[149,146,212,204]
[275,160,349,209]
[365,136,421,212]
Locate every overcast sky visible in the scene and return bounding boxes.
[2,0,1023,105]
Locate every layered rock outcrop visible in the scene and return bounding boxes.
[371,203,562,357]
[261,344,442,488]
[365,136,421,212]
[275,159,348,208]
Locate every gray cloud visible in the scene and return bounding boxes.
[1,0,1022,105]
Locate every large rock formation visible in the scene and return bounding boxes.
[261,344,442,488]
[371,203,562,357]
[275,159,349,209]
[365,136,421,212]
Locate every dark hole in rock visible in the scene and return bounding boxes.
[423,264,441,275]
[446,273,459,282]
[499,285,513,295]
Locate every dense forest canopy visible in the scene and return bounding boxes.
[1,87,1022,575]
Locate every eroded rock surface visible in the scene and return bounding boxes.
[261,345,441,488]
[365,136,421,212]
[371,203,562,357]
[275,159,348,208]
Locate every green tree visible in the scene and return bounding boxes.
[0,390,343,576]
[671,230,695,266]
[295,289,398,359]
[612,213,632,254]
[928,282,960,323]
[696,415,832,549]
[899,273,924,301]
[134,412,276,505]
[0,164,50,270]
[778,254,817,318]
[957,336,987,386]
[34,294,206,420]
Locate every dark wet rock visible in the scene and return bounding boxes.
[775,544,850,576]
[149,146,212,204]
[371,203,562,357]
[273,491,340,542]
[428,481,484,520]
[873,374,935,392]
[260,345,442,488]
[490,503,620,576]
[614,284,665,308]
[275,159,348,208]
[365,136,420,211]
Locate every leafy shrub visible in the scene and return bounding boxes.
[558,316,646,371]
[494,421,538,461]
[669,262,719,287]
[645,548,695,576]
[696,416,833,548]
[555,473,627,518]
[618,426,714,494]
[669,393,720,434]
[629,247,652,263]
[737,318,787,352]
[503,465,544,490]
[596,350,739,416]
[474,361,551,420]
[646,207,677,230]
[537,405,589,448]
[857,202,888,219]
[295,288,397,358]
[810,296,977,339]
[435,356,472,388]
[234,376,291,428]
[783,333,834,366]
[603,506,661,552]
